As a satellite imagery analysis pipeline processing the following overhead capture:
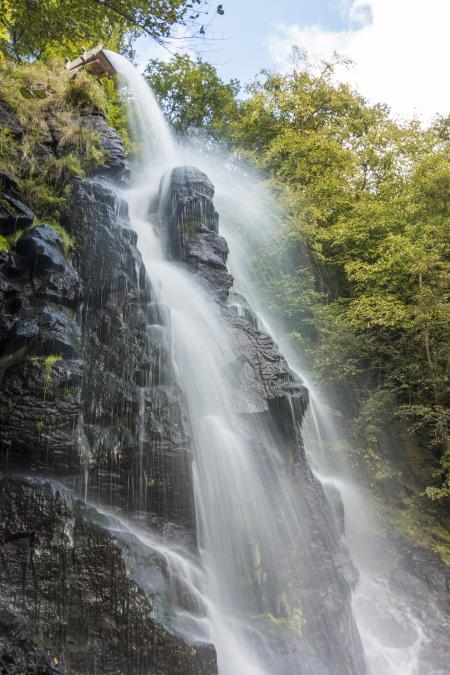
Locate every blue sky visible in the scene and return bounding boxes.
[201,0,345,84]
[136,0,450,122]
[136,0,344,84]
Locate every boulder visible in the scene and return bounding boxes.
[0,192,34,235]
[79,112,130,184]
[159,167,233,300]
[15,225,80,304]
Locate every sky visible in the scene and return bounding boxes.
[136,0,450,123]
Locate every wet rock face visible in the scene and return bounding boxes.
[0,225,83,472]
[0,476,217,675]
[0,608,61,674]
[390,545,450,674]
[160,166,233,301]
[0,192,34,235]
[67,178,195,526]
[160,165,309,426]
[79,111,130,184]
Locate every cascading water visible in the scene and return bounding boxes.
[108,50,366,675]
[185,153,442,675]
[101,50,440,675]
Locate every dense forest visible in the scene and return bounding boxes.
[0,0,449,630]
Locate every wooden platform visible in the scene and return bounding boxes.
[65,45,115,78]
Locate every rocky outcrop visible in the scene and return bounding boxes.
[0,125,201,670]
[79,112,130,184]
[158,166,232,302]
[390,544,450,674]
[67,178,195,526]
[0,224,83,472]
[0,475,216,674]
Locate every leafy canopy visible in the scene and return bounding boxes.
[0,0,219,61]
[145,53,239,136]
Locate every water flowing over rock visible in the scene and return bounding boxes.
[67,177,195,525]
[0,475,216,674]
[153,164,367,675]
[1,135,367,671]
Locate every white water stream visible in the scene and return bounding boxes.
[104,50,433,675]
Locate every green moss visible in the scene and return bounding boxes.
[253,606,305,638]
[0,59,117,227]
[46,220,74,255]
[0,235,8,252]
[182,219,198,236]
[43,153,85,192]
[384,500,450,567]
[44,355,63,393]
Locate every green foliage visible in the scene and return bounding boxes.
[102,77,135,155]
[0,0,218,60]
[0,0,215,62]
[0,59,112,222]
[230,61,449,500]
[65,71,108,112]
[145,53,240,136]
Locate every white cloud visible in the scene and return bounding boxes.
[264,0,450,122]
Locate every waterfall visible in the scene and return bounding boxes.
[102,51,434,675]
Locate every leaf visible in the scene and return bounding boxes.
[19,87,34,99]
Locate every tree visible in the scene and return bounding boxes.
[0,0,221,61]
[145,53,239,136]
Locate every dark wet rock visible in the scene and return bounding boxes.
[0,197,84,475]
[0,171,19,194]
[7,305,80,357]
[0,348,83,471]
[0,607,61,674]
[161,166,218,257]
[66,178,195,525]
[15,225,80,304]
[0,192,34,235]
[0,475,217,674]
[79,112,130,184]
[0,99,23,138]
[67,179,139,297]
[159,167,233,300]
[228,291,261,328]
